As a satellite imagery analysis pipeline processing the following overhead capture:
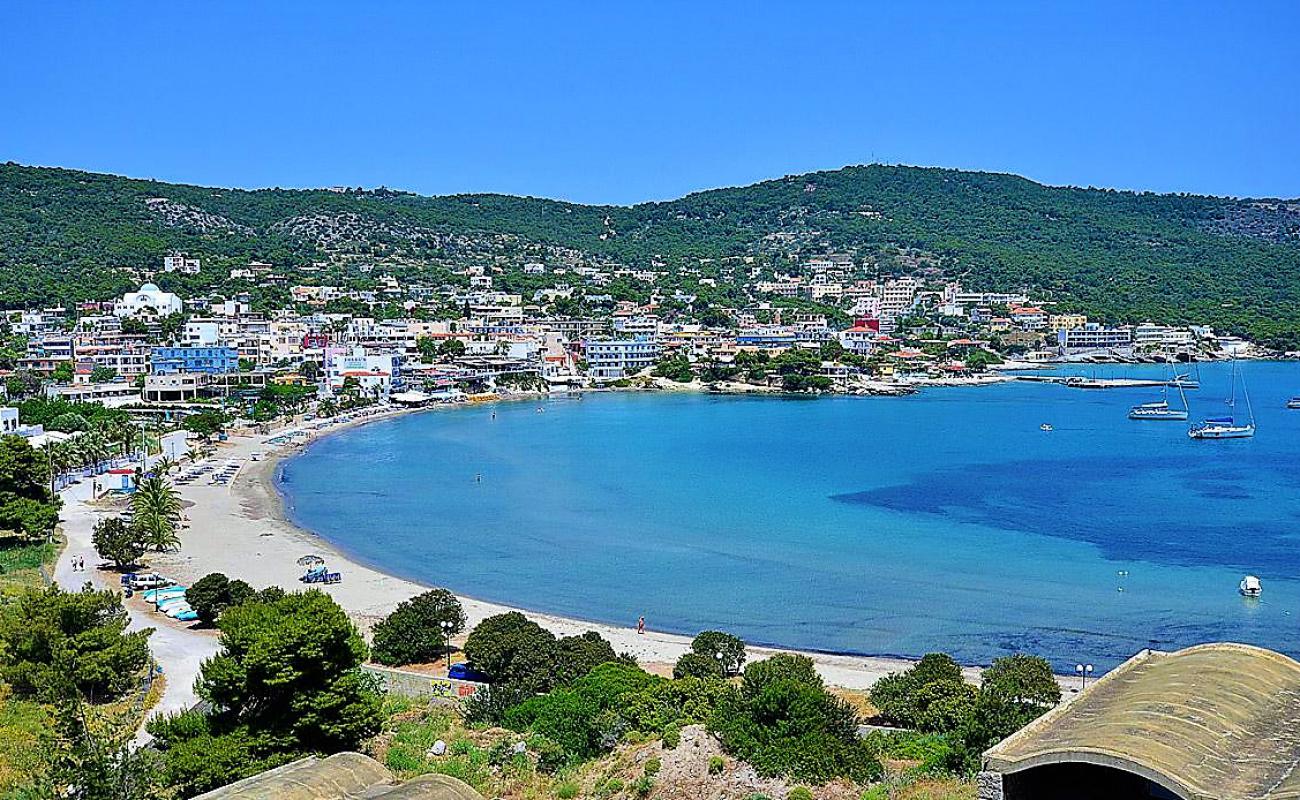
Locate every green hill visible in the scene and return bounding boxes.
[1,161,1297,347]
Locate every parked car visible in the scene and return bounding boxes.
[129,573,174,590]
[448,663,490,683]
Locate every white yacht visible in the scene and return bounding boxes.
[1240,575,1262,598]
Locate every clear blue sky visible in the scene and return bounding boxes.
[2,1,1297,205]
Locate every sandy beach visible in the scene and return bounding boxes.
[56,403,994,722]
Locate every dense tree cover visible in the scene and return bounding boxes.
[147,590,384,796]
[0,584,152,702]
[0,435,61,540]
[869,652,1060,773]
[2,162,1297,346]
[369,588,466,666]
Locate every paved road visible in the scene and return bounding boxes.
[53,467,220,739]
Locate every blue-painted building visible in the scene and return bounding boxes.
[151,346,239,375]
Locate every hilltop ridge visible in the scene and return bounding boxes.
[1,161,1298,346]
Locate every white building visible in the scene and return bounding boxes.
[163,254,201,274]
[583,337,661,380]
[115,283,183,319]
[325,347,400,397]
[880,277,920,319]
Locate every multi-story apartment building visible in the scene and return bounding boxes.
[1057,324,1133,355]
[583,337,661,380]
[151,346,240,375]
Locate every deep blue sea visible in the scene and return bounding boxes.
[278,361,1300,671]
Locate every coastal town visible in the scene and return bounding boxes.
[0,251,1279,424]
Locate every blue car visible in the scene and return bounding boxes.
[448,663,490,683]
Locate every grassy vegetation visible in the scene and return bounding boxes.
[0,686,51,794]
[0,538,57,596]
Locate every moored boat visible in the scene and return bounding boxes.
[1128,400,1189,421]
[1240,575,1262,598]
[1188,361,1255,440]
[1188,417,1255,439]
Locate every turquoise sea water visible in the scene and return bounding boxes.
[278,361,1300,671]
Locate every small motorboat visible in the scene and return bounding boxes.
[1287,397,1300,410]
[1040,423,1053,432]
[1240,575,1262,598]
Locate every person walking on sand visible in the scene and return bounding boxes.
[637,616,645,635]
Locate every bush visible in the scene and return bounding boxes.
[643,757,661,776]
[504,689,600,764]
[370,588,466,666]
[674,652,724,680]
[553,630,618,685]
[632,775,654,797]
[708,755,725,775]
[690,630,746,676]
[709,678,881,784]
[554,780,580,799]
[662,721,681,749]
[742,653,821,698]
[869,653,971,729]
[789,787,815,800]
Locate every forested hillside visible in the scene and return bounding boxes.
[2,161,1298,347]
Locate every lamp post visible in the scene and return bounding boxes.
[715,650,726,678]
[441,620,454,677]
[1075,663,1094,691]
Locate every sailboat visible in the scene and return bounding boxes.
[1129,386,1189,421]
[1167,363,1201,390]
[1130,365,1189,420]
[1188,362,1255,440]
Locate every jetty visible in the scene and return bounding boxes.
[1016,375,1168,390]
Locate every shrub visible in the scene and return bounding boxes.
[370,588,466,666]
[869,653,970,729]
[708,755,725,775]
[553,630,619,685]
[789,787,815,800]
[674,652,724,680]
[632,775,654,797]
[554,780,580,799]
[662,722,682,749]
[644,757,661,776]
[742,653,821,699]
[690,630,746,676]
[709,679,881,784]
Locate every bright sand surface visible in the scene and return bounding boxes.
[55,407,982,723]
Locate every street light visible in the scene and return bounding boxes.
[441,620,454,676]
[1075,663,1094,691]
[715,650,726,677]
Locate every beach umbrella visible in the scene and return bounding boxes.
[296,554,325,567]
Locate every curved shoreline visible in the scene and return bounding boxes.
[154,404,987,690]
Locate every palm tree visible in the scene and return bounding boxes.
[130,474,183,552]
[152,456,177,477]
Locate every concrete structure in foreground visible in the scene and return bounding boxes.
[192,751,483,800]
[980,643,1300,800]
